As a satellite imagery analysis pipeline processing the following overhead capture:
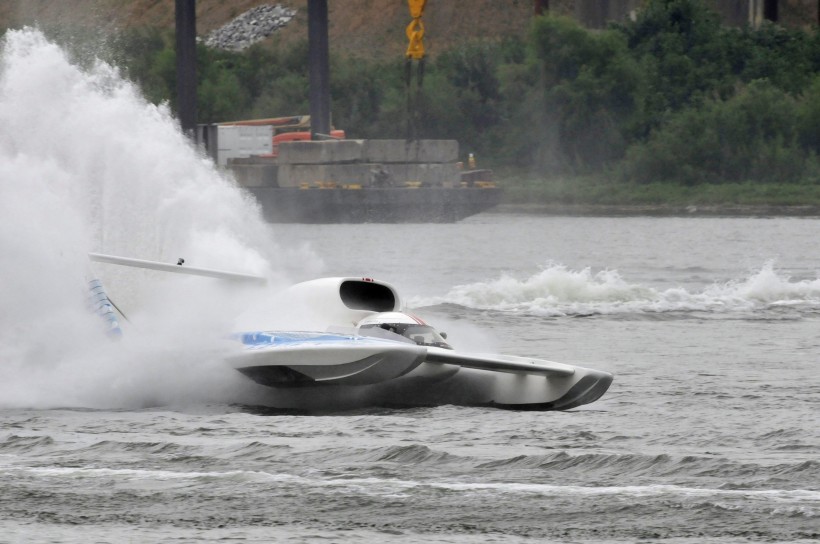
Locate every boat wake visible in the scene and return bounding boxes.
[411,262,820,318]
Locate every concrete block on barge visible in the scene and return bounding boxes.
[228,156,278,187]
[277,139,364,164]
[362,139,458,164]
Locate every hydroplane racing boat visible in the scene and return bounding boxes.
[89,255,613,411]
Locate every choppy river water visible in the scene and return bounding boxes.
[1,28,818,544]
[3,214,819,543]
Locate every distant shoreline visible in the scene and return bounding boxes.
[492,203,820,217]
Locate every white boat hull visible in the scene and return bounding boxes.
[235,363,612,412]
[229,332,613,411]
[228,332,427,386]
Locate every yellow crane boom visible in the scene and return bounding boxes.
[406,0,427,60]
[405,1,427,138]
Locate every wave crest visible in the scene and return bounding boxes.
[414,262,820,317]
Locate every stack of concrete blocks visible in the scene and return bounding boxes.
[229,139,461,189]
[228,155,279,188]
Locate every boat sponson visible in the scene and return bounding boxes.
[238,364,316,387]
[489,371,614,411]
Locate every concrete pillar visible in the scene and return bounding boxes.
[749,0,764,26]
[175,0,197,136]
[308,0,331,139]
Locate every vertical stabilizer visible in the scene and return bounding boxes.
[87,278,123,337]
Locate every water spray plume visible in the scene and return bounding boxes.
[0,28,320,409]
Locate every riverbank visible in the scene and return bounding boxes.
[492,203,820,217]
[495,176,820,216]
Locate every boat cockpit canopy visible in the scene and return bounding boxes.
[359,323,452,349]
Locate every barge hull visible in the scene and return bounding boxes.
[247,186,501,223]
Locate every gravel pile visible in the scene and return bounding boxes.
[204,4,297,51]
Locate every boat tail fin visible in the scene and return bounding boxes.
[87,278,122,338]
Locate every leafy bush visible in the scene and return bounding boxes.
[619,80,814,184]
[529,15,645,173]
[618,0,734,115]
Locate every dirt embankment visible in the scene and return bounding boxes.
[0,0,534,58]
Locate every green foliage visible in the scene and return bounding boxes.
[43,0,820,194]
[619,80,815,185]
[330,56,398,138]
[530,15,645,173]
[796,76,820,153]
[108,27,175,105]
[619,0,734,114]
[732,22,815,93]
[425,42,506,155]
[245,41,310,119]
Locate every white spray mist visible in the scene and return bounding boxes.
[0,28,320,409]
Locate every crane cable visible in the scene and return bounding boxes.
[405,0,427,140]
